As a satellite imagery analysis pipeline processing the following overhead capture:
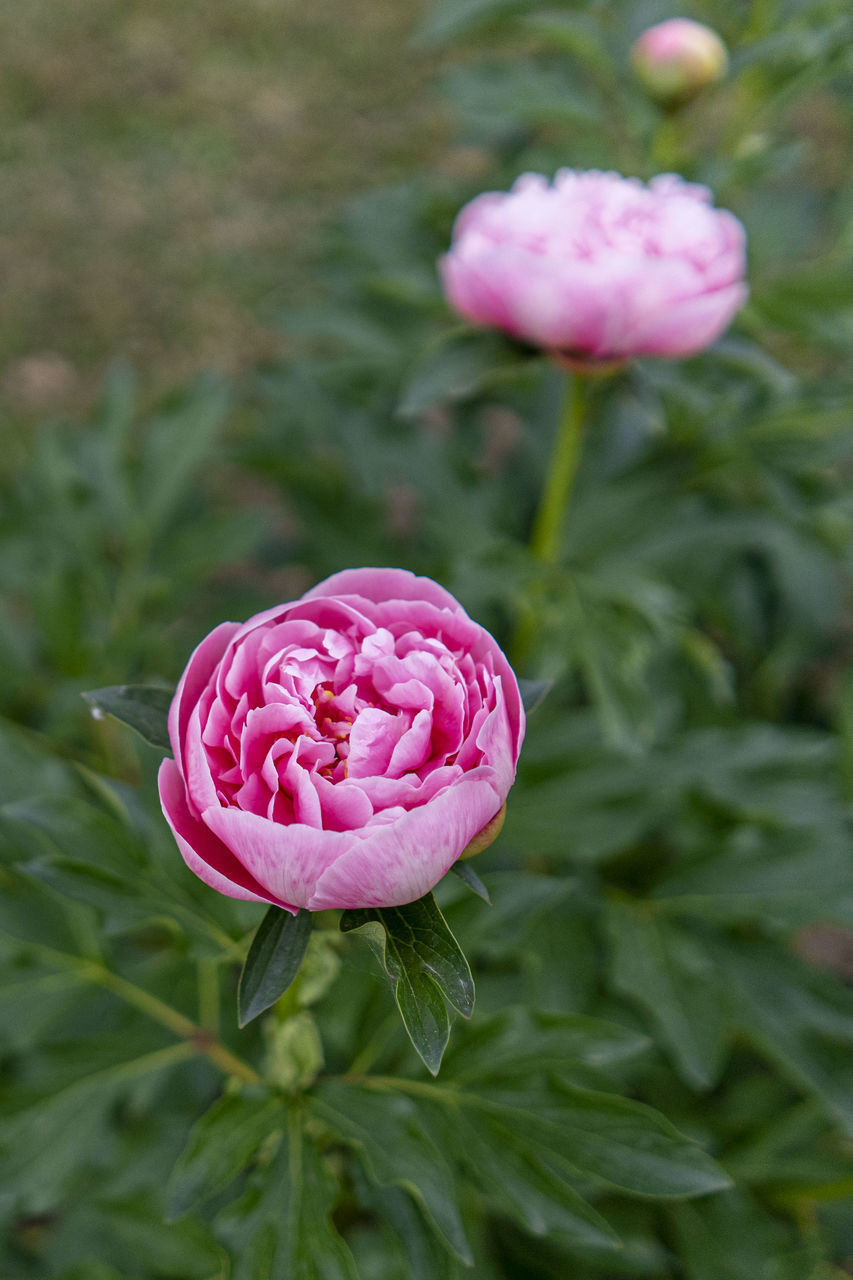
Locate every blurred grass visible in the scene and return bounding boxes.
[0,0,444,414]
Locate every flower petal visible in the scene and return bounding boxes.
[158,759,292,909]
[307,775,502,910]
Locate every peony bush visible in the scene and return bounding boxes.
[2,1,853,1278]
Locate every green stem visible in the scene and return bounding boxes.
[650,110,685,174]
[742,0,778,42]
[11,936,261,1085]
[511,373,589,669]
[529,373,588,564]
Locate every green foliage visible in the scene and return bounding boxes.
[83,685,174,753]
[341,893,475,1074]
[3,0,853,1275]
[239,908,314,1028]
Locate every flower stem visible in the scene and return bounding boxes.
[528,373,588,564]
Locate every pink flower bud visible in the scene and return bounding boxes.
[440,170,747,364]
[631,18,728,105]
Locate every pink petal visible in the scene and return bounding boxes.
[302,567,464,615]
[201,804,354,908]
[168,622,241,773]
[307,775,502,910]
[158,759,292,909]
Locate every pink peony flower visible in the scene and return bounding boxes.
[159,568,524,913]
[440,170,747,362]
[631,18,728,105]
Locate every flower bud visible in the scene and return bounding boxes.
[631,18,728,106]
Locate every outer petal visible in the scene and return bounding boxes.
[307,775,502,910]
[168,621,241,774]
[301,567,463,615]
[158,759,293,910]
[640,281,749,357]
[202,805,355,909]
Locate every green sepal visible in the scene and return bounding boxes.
[238,907,313,1028]
[341,892,474,1075]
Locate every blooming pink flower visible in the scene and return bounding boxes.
[159,568,524,913]
[440,170,747,362]
[631,19,728,105]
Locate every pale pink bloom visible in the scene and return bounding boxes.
[631,18,728,104]
[159,568,524,913]
[440,170,747,362]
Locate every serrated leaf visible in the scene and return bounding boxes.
[238,907,312,1028]
[166,1091,284,1220]
[83,685,174,752]
[341,892,474,1075]
[450,860,491,903]
[312,1081,472,1265]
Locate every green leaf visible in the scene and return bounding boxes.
[722,941,853,1135]
[450,860,490,903]
[441,1008,649,1086]
[166,1090,285,1220]
[606,902,728,1090]
[0,1043,193,1212]
[668,1189,818,1280]
[518,677,553,716]
[83,685,174,752]
[238,907,313,1028]
[396,330,517,418]
[430,1101,619,1250]
[216,1110,359,1280]
[412,0,525,50]
[341,892,474,1075]
[534,1081,732,1199]
[312,1081,472,1265]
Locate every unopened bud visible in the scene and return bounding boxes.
[631,18,728,106]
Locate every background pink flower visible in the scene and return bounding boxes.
[631,18,729,104]
[440,169,747,362]
[159,568,524,913]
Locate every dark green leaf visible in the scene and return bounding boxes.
[238,907,313,1028]
[722,941,853,1135]
[83,685,174,752]
[668,1189,818,1280]
[606,902,728,1090]
[396,330,517,418]
[441,1008,649,1086]
[535,1081,732,1199]
[518,678,553,716]
[216,1110,359,1280]
[312,1081,472,1265]
[341,892,474,1075]
[166,1090,284,1220]
[450,860,490,903]
[431,1101,619,1250]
